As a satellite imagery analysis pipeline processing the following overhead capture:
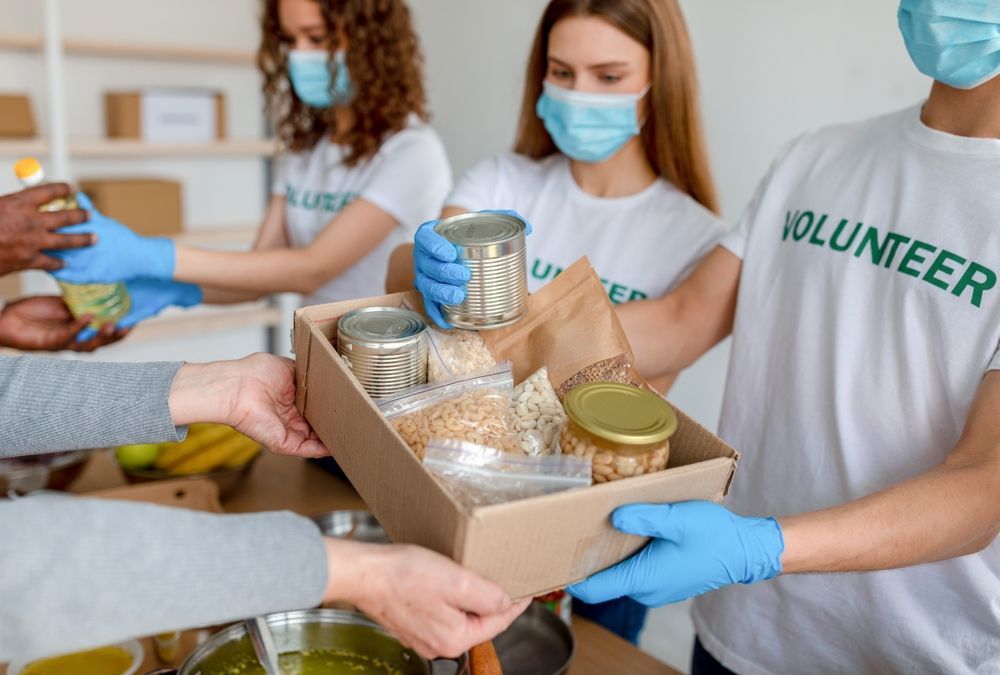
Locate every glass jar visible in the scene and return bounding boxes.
[560,382,677,483]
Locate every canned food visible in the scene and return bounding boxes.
[337,307,428,399]
[560,382,677,483]
[434,212,528,329]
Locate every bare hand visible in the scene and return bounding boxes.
[0,295,128,352]
[0,185,93,275]
[168,354,329,458]
[325,540,530,659]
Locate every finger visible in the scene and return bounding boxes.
[424,299,452,330]
[415,223,458,262]
[416,253,470,284]
[612,503,684,540]
[448,571,511,617]
[18,182,71,207]
[566,564,633,605]
[74,192,95,211]
[462,598,531,646]
[415,274,465,306]
[27,253,64,272]
[44,231,97,250]
[39,207,89,230]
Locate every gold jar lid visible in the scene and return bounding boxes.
[564,382,677,445]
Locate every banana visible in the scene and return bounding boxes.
[222,443,262,469]
[154,424,236,471]
[167,434,260,475]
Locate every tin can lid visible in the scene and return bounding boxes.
[434,212,526,247]
[338,307,427,344]
[564,382,677,445]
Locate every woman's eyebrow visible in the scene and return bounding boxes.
[548,55,630,69]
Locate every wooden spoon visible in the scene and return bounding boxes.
[469,641,503,675]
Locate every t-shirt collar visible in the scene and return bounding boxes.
[904,102,1000,158]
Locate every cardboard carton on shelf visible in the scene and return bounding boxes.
[105,89,226,142]
[78,179,182,237]
[293,258,738,599]
[0,94,36,138]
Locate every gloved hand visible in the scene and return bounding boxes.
[75,278,202,342]
[50,192,176,284]
[414,209,531,329]
[568,501,784,607]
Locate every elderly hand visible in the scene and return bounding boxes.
[50,193,175,284]
[568,501,784,607]
[324,539,530,659]
[168,354,328,459]
[0,296,128,352]
[0,185,92,275]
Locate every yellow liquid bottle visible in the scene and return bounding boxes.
[14,157,131,329]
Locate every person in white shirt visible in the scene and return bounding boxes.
[562,2,999,673]
[53,0,451,310]
[399,0,726,644]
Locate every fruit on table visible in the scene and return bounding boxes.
[166,433,260,475]
[113,443,163,470]
[154,424,234,471]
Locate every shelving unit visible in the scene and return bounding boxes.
[0,1,283,358]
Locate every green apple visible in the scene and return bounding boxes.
[115,443,163,470]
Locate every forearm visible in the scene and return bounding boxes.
[174,246,326,295]
[780,454,1000,574]
[0,356,183,455]
[0,495,327,663]
[201,286,266,305]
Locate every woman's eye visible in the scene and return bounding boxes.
[600,74,622,83]
[308,35,326,47]
[550,69,572,79]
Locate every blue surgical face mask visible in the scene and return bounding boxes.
[288,49,353,108]
[898,0,1000,89]
[535,80,650,163]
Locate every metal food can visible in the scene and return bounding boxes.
[337,307,428,399]
[434,212,528,329]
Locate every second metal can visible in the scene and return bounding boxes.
[434,212,528,329]
[336,307,428,399]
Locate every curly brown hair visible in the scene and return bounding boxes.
[258,0,429,166]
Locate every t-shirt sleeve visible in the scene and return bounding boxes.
[445,155,504,212]
[359,127,453,234]
[271,152,289,197]
[721,133,807,259]
[990,342,1000,372]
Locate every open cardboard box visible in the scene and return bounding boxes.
[294,258,738,598]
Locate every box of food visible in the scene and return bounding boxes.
[78,179,182,236]
[0,94,36,138]
[104,89,226,142]
[294,258,738,598]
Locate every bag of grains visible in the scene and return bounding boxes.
[426,327,498,382]
[509,366,566,456]
[379,363,516,459]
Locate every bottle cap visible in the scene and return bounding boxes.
[14,157,44,186]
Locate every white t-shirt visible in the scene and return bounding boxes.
[447,152,726,303]
[272,117,452,305]
[692,105,1000,675]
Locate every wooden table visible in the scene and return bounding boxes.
[16,452,680,675]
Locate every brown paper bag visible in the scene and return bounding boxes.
[479,257,634,385]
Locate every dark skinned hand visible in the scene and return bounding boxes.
[0,296,128,352]
[0,184,93,276]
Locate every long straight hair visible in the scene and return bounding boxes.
[514,0,719,214]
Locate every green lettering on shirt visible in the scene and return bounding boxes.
[780,210,995,310]
[532,257,649,305]
[284,186,358,214]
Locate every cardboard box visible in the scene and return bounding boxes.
[0,94,36,138]
[105,89,226,142]
[78,179,182,237]
[294,259,738,598]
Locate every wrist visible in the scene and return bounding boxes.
[740,514,785,584]
[167,361,241,427]
[146,237,177,280]
[321,538,384,606]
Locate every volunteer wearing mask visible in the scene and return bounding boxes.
[1,353,527,663]
[560,3,997,673]
[50,0,451,310]
[393,0,725,396]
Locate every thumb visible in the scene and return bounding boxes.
[75,192,95,212]
[612,503,684,541]
[567,556,643,605]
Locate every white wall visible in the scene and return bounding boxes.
[0,0,931,427]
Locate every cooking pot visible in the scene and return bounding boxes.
[145,608,476,675]
[0,449,94,495]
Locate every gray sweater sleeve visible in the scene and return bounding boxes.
[0,494,329,664]
[0,355,185,456]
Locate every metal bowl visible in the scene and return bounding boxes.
[494,602,575,675]
[312,510,391,544]
[117,450,261,500]
[0,449,95,495]
[148,609,468,675]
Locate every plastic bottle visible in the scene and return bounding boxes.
[14,157,131,328]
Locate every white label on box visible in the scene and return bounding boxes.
[140,91,216,143]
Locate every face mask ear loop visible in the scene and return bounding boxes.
[637,83,652,130]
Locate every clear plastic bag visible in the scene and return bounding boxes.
[426,327,498,382]
[379,363,515,459]
[555,354,643,400]
[423,438,592,508]
[509,366,566,456]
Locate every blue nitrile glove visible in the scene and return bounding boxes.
[414,209,532,329]
[50,192,176,284]
[75,278,202,342]
[568,501,784,607]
